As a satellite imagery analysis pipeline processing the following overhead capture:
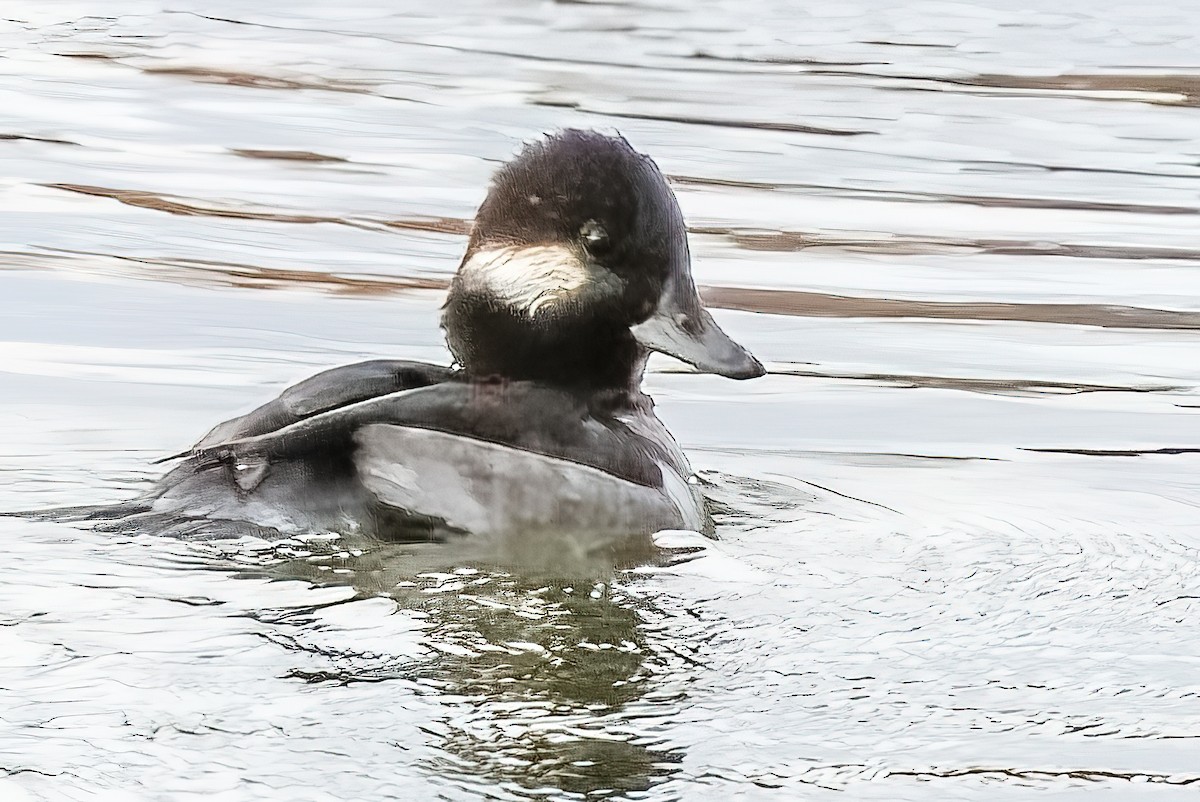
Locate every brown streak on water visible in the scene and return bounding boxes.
[53,52,118,60]
[669,175,1200,216]
[1025,447,1200,457]
[5,249,449,296]
[44,183,341,225]
[694,227,1200,261]
[807,69,1200,107]
[143,66,375,93]
[542,103,875,137]
[964,73,1200,106]
[687,50,884,67]
[754,369,1185,396]
[42,183,466,236]
[1,133,80,146]
[383,218,473,236]
[700,286,1200,330]
[230,149,347,163]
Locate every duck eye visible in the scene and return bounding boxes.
[580,220,610,254]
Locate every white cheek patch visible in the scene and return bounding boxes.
[458,245,621,317]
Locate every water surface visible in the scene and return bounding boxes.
[3,1,1200,799]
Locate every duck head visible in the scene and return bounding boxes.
[443,129,764,389]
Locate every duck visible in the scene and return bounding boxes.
[145,129,764,548]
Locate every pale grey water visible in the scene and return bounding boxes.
[3,1,1200,799]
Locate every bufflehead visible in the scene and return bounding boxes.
[148,130,764,547]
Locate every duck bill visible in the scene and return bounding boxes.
[631,275,765,380]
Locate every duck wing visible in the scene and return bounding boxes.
[177,359,456,454]
[173,381,703,540]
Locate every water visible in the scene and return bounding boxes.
[3,1,1200,798]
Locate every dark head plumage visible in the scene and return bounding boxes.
[442,130,763,389]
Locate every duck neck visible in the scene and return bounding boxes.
[442,290,646,394]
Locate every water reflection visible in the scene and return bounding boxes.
[215,536,687,798]
[416,582,682,798]
[181,474,813,797]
